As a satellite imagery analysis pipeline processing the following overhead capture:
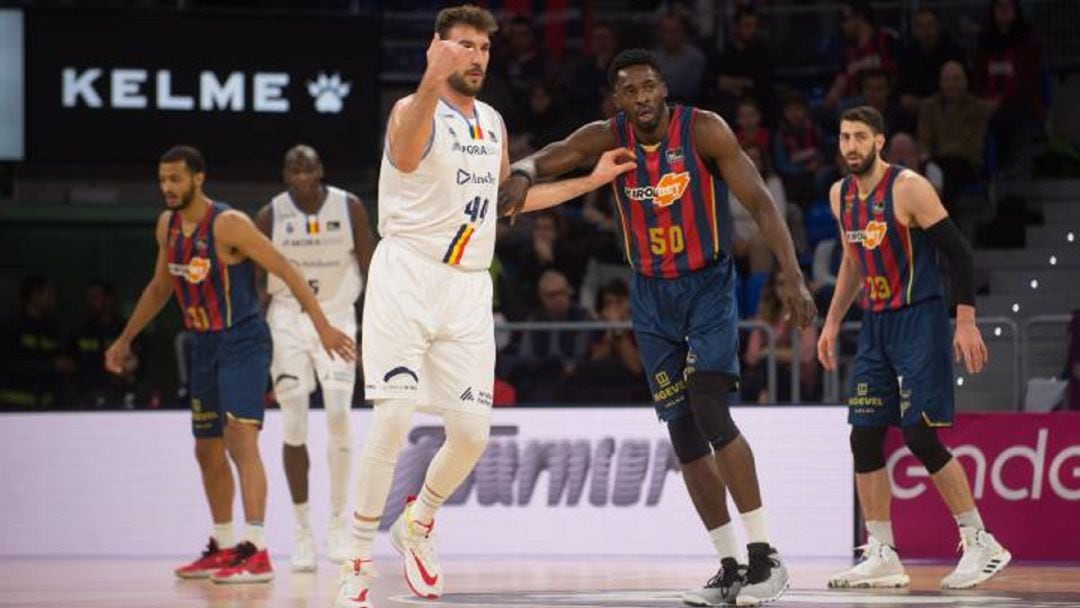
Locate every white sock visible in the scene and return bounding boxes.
[294,502,311,531]
[708,522,740,561]
[866,520,895,547]
[954,509,985,531]
[244,522,266,550]
[740,507,769,545]
[350,515,378,559]
[411,409,490,526]
[212,522,234,548]
[411,484,446,527]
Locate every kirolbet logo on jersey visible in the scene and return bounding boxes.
[167,257,211,284]
[624,171,690,208]
[846,220,888,250]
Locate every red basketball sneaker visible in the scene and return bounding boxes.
[174,538,237,579]
[211,541,274,584]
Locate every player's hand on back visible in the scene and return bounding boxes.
[776,271,818,329]
[104,338,132,376]
[497,173,531,223]
[590,147,637,185]
[318,325,358,362]
[425,33,476,84]
[953,321,988,374]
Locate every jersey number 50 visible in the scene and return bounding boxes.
[649,226,685,255]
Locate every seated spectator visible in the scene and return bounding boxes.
[857,69,913,136]
[492,15,549,130]
[500,210,590,313]
[653,11,707,104]
[518,80,575,153]
[897,7,965,123]
[885,132,944,194]
[502,270,595,402]
[918,60,991,212]
[71,279,143,409]
[773,93,834,205]
[0,275,75,409]
[730,143,806,274]
[825,1,900,109]
[709,6,776,123]
[972,0,1046,173]
[578,188,632,314]
[740,272,820,403]
[562,22,622,121]
[734,98,771,152]
[565,279,650,403]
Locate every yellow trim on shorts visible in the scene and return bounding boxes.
[226,412,262,426]
[921,412,952,428]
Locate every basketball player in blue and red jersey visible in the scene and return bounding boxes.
[105,146,356,584]
[499,49,817,606]
[817,107,1010,589]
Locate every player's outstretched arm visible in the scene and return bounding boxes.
[215,211,357,362]
[498,120,617,219]
[817,182,865,371]
[252,203,273,310]
[696,109,817,327]
[517,148,636,213]
[388,34,477,173]
[894,171,986,374]
[105,212,174,374]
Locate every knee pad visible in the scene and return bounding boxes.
[850,426,887,473]
[902,424,952,474]
[687,372,740,450]
[667,413,712,465]
[323,389,353,449]
[279,394,310,447]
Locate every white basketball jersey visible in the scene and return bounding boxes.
[267,186,361,315]
[377,97,503,271]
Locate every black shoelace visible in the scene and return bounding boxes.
[227,541,257,566]
[746,547,780,585]
[200,538,221,558]
[705,558,744,590]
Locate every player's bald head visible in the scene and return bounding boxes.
[284,144,322,172]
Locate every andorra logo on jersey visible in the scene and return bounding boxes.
[169,257,211,284]
[624,171,690,207]
[846,220,888,250]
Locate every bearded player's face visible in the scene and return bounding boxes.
[159,161,201,210]
[444,24,491,97]
[838,120,884,177]
[613,65,668,133]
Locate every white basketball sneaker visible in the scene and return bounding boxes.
[390,498,443,599]
[941,527,1011,589]
[828,536,910,588]
[327,516,350,564]
[290,527,316,573]
[334,558,376,608]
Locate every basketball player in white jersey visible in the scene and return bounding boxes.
[334,6,635,607]
[255,145,374,572]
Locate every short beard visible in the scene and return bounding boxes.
[852,145,878,176]
[168,188,196,210]
[449,73,483,97]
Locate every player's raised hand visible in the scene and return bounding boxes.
[318,325,358,362]
[953,320,988,374]
[776,271,818,328]
[817,321,839,371]
[104,338,132,376]
[425,33,476,84]
[589,147,637,185]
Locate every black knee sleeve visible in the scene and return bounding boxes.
[687,372,740,450]
[850,426,888,473]
[902,424,952,474]
[666,413,712,465]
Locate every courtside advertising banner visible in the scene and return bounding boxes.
[0,407,853,557]
[885,412,1080,560]
[24,9,378,172]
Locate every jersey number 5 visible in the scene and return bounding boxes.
[649,226,685,255]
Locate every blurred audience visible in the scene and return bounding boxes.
[653,11,707,104]
[70,279,143,409]
[897,7,965,122]
[741,271,820,403]
[886,132,944,195]
[0,275,75,409]
[562,22,622,121]
[774,93,833,205]
[565,279,650,403]
[825,0,900,109]
[709,6,776,124]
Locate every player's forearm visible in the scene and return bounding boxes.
[824,256,862,326]
[521,174,606,213]
[120,280,172,342]
[389,83,440,171]
[518,140,587,181]
[750,198,803,280]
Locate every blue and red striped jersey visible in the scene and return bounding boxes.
[839,165,943,312]
[167,202,260,332]
[609,104,732,279]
